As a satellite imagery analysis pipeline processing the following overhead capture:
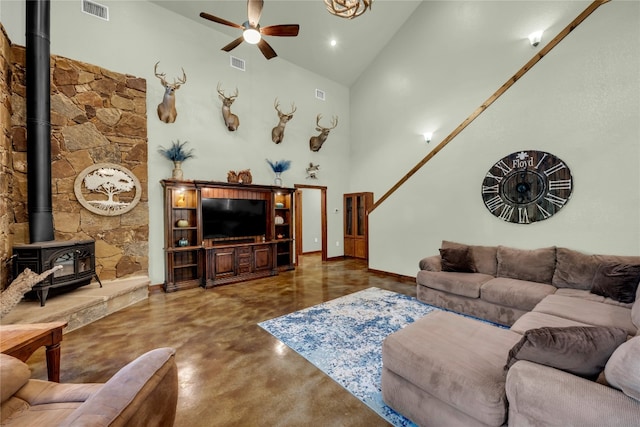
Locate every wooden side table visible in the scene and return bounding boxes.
[0,321,68,382]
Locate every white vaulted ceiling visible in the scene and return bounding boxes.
[149,0,423,86]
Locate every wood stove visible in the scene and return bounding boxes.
[12,240,101,306]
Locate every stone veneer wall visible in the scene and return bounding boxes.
[0,25,13,289]
[3,30,149,286]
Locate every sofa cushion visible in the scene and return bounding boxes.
[439,247,476,273]
[382,310,522,426]
[533,294,637,336]
[496,246,556,284]
[416,270,493,298]
[442,240,498,276]
[590,262,640,304]
[505,326,627,380]
[555,288,634,308]
[0,354,30,403]
[510,311,592,335]
[553,247,640,290]
[605,336,640,401]
[481,278,556,311]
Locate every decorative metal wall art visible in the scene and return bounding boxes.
[74,163,142,216]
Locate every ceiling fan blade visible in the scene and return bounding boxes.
[260,24,300,37]
[199,12,244,30]
[222,36,245,52]
[257,39,277,60]
[247,0,263,28]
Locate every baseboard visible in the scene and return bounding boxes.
[367,268,416,284]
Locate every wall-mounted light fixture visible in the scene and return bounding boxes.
[528,30,543,47]
[423,132,433,143]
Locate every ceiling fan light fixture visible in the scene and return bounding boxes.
[243,27,261,44]
[325,0,372,19]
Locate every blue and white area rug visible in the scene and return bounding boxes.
[258,287,436,427]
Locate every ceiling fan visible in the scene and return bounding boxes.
[200,0,300,60]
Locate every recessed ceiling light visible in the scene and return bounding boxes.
[330,39,337,47]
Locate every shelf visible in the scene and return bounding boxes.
[173,227,197,231]
[174,263,198,268]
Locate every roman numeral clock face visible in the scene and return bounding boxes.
[481,151,573,224]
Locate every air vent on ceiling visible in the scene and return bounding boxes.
[315,89,326,101]
[230,56,246,71]
[82,0,109,21]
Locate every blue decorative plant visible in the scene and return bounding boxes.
[158,140,195,162]
[266,159,292,173]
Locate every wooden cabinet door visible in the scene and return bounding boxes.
[213,247,236,278]
[343,192,373,260]
[253,245,272,271]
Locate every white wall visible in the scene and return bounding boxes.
[2,0,350,285]
[301,188,322,253]
[350,1,640,277]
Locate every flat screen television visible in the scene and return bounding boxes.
[202,198,267,239]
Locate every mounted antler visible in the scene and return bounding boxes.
[217,83,240,131]
[309,114,338,152]
[271,98,297,144]
[154,62,186,123]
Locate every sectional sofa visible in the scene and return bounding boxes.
[382,241,640,426]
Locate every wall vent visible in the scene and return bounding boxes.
[82,0,109,21]
[230,56,246,71]
[315,88,326,101]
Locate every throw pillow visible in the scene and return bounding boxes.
[504,326,627,380]
[439,247,476,273]
[590,262,640,304]
[605,336,640,402]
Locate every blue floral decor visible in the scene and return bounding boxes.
[158,140,195,180]
[266,159,291,187]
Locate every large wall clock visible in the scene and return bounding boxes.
[481,150,573,224]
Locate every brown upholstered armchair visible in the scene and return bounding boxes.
[0,347,178,426]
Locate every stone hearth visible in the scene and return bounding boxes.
[0,275,150,332]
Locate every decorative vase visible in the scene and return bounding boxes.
[172,161,183,180]
[176,219,189,228]
[177,237,189,247]
[176,193,186,207]
[274,172,283,187]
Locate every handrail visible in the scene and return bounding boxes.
[370,0,610,213]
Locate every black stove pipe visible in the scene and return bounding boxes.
[26,0,54,243]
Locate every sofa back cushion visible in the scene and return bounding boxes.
[553,247,640,290]
[0,354,30,403]
[442,240,497,276]
[497,246,556,284]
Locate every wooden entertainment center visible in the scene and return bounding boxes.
[161,179,295,292]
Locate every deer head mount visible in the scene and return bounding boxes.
[271,98,297,144]
[217,83,240,131]
[309,114,338,152]
[154,62,186,124]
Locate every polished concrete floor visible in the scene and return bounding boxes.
[24,255,416,427]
